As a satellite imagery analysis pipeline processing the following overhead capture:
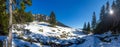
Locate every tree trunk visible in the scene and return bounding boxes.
[8,0,13,47]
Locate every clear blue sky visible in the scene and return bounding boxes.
[26,0,114,28]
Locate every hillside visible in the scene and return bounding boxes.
[9,21,120,47]
[12,21,86,47]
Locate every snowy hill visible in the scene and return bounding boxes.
[1,21,119,47]
[12,21,86,47]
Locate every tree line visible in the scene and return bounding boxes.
[37,11,57,27]
[83,0,120,34]
[0,0,57,36]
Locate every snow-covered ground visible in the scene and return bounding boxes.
[1,21,120,47]
[12,21,86,47]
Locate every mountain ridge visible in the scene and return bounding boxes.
[33,14,70,27]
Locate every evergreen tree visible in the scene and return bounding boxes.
[49,11,56,27]
[91,12,96,30]
[112,1,116,13]
[0,0,9,35]
[115,0,120,33]
[12,0,32,24]
[25,11,34,22]
[8,0,32,46]
[39,15,43,22]
[87,22,91,33]
[100,5,105,21]
[106,1,110,13]
[83,22,87,31]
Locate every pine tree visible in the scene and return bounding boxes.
[87,22,91,33]
[0,0,8,35]
[49,11,56,27]
[116,0,120,10]
[39,15,43,22]
[83,22,87,31]
[25,11,34,22]
[91,12,96,30]
[8,0,32,47]
[112,1,116,12]
[106,1,110,13]
[12,0,32,24]
[115,0,120,33]
[100,5,105,21]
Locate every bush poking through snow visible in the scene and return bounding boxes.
[52,30,55,32]
[60,34,68,38]
[39,29,43,32]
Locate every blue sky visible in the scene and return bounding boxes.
[26,0,114,28]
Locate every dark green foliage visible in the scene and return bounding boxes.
[91,12,96,30]
[25,11,34,22]
[0,0,33,35]
[94,21,109,34]
[93,0,120,34]
[83,22,87,31]
[106,1,110,12]
[49,11,56,27]
[94,1,110,34]
[13,9,33,24]
[87,22,91,32]
[100,5,105,21]
[38,15,44,22]
[0,0,9,35]
[83,22,91,34]
[12,0,33,24]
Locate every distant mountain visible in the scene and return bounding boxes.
[33,14,70,27]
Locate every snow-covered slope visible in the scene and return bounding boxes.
[9,21,120,47]
[12,21,86,47]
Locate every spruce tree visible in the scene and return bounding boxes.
[106,1,110,13]
[12,0,32,24]
[0,0,8,35]
[115,0,120,33]
[100,5,105,21]
[91,12,96,30]
[87,22,91,33]
[83,22,87,31]
[49,11,56,27]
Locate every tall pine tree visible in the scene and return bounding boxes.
[100,5,105,21]
[91,12,96,30]
[49,11,56,27]
[83,22,87,31]
[87,22,91,34]
[106,1,110,13]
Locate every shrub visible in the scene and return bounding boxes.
[39,29,43,32]
[52,30,55,32]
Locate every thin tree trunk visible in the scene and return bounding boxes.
[8,0,13,47]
